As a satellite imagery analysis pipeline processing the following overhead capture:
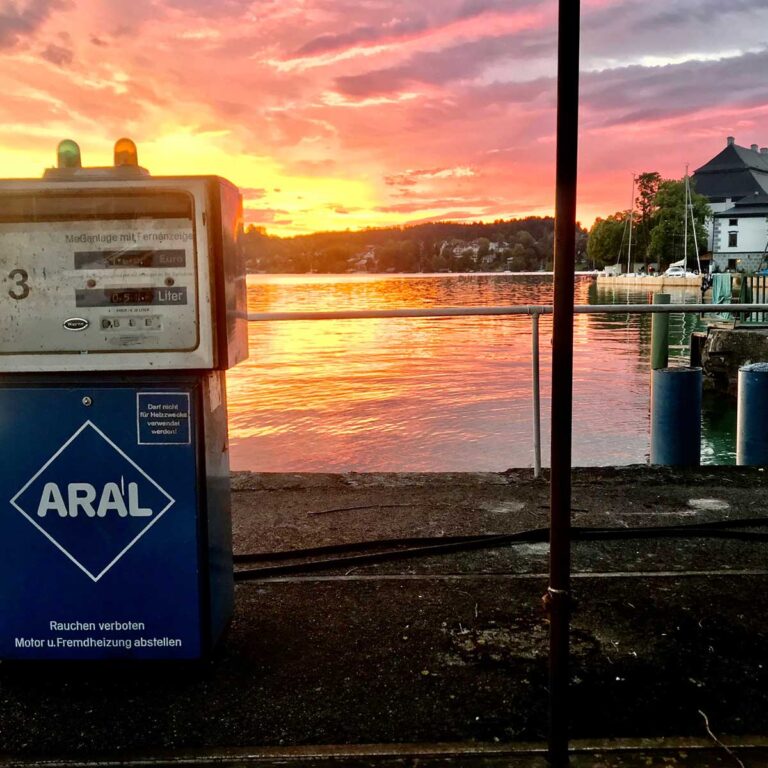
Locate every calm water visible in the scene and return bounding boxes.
[226,274,735,471]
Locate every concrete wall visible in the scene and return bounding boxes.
[712,251,766,272]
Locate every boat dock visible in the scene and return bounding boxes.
[4,467,768,766]
[596,274,703,288]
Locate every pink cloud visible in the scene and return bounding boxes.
[0,0,766,234]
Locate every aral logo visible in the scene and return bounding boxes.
[10,421,174,581]
[37,481,153,518]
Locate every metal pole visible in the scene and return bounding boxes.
[548,0,580,764]
[532,312,542,478]
[650,293,670,370]
[683,164,689,273]
[247,303,768,322]
[626,174,634,275]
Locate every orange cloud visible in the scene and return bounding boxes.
[0,0,766,234]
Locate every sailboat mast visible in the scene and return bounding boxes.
[626,173,634,274]
[683,164,688,273]
[686,169,702,274]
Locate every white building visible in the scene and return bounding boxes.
[692,137,768,271]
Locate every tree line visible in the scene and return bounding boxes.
[242,217,589,274]
[586,173,711,271]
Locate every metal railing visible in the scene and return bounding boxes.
[250,298,768,766]
[744,275,768,324]
[248,302,768,478]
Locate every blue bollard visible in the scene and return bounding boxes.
[737,362,768,465]
[650,367,702,466]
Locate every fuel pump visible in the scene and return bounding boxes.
[0,139,248,659]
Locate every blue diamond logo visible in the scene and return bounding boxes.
[10,421,174,582]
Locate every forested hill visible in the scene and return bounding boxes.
[242,217,588,273]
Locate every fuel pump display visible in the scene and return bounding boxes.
[0,140,247,659]
[0,203,199,355]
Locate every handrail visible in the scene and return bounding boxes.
[246,302,768,479]
[248,303,768,322]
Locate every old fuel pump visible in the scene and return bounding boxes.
[0,139,248,659]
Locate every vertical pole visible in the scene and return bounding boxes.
[626,174,635,276]
[683,164,689,273]
[651,293,670,370]
[532,312,542,478]
[548,0,580,765]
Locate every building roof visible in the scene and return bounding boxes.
[692,140,768,201]
[715,192,768,217]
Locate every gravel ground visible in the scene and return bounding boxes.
[2,467,768,763]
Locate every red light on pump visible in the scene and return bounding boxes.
[57,139,81,169]
[114,137,138,167]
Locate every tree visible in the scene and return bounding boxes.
[633,171,662,265]
[586,213,628,269]
[376,239,419,272]
[647,179,710,269]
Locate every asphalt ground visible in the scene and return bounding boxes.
[3,467,768,766]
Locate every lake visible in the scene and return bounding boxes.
[226,273,735,472]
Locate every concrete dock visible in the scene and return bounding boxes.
[3,467,768,766]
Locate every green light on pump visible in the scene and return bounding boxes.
[114,137,138,167]
[57,139,81,169]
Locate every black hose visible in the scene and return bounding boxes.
[233,516,768,580]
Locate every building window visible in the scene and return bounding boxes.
[729,218,738,226]
[728,258,739,270]
[729,232,738,247]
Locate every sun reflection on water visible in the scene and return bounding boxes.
[226,274,714,472]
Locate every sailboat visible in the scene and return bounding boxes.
[663,167,702,277]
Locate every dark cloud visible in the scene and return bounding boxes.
[457,0,547,17]
[0,0,71,49]
[622,0,763,30]
[404,210,492,225]
[164,0,254,18]
[335,31,554,96]
[581,48,768,127]
[40,42,72,66]
[378,197,498,213]
[293,0,550,58]
[295,17,429,57]
[582,0,768,62]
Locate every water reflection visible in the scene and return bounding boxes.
[226,274,733,471]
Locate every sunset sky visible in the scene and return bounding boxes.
[1,0,767,235]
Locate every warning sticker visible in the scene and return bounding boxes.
[137,393,191,445]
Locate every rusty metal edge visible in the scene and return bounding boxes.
[4,736,768,766]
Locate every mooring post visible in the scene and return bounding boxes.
[737,362,768,465]
[650,367,702,465]
[650,293,670,369]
